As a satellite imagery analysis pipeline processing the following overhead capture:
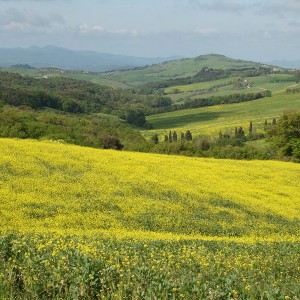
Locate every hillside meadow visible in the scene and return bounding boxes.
[165,74,296,102]
[145,90,300,139]
[0,138,300,298]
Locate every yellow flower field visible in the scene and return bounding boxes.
[1,138,299,299]
[0,138,299,240]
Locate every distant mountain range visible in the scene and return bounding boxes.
[0,46,181,72]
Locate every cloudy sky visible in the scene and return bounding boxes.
[0,0,299,61]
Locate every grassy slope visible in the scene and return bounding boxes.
[145,91,300,138]
[165,74,296,102]
[0,67,131,89]
[1,54,264,88]
[1,138,299,241]
[98,55,264,87]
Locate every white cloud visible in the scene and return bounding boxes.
[78,23,139,36]
[92,25,105,32]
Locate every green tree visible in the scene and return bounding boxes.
[168,131,173,143]
[236,127,246,140]
[151,133,159,144]
[125,110,146,127]
[266,110,300,161]
[102,134,123,150]
[234,127,238,137]
[172,131,178,142]
[249,121,253,134]
[180,132,185,141]
[248,121,253,139]
[185,130,192,141]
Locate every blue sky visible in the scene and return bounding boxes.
[0,0,299,61]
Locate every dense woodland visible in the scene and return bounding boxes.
[0,72,170,127]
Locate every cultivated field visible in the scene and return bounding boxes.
[145,91,300,139]
[165,74,296,102]
[0,139,299,298]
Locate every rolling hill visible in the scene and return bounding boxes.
[1,53,275,88]
[99,54,267,87]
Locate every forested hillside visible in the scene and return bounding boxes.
[0,106,148,151]
[0,72,172,126]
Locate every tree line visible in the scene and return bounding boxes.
[148,111,300,162]
[148,91,272,115]
[0,104,299,161]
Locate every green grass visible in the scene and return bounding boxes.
[100,55,263,87]
[145,91,300,138]
[1,236,299,299]
[165,74,297,102]
[165,77,236,93]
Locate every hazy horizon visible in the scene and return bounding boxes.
[0,0,299,62]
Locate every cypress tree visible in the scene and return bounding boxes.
[185,130,192,141]
[249,121,253,133]
[180,132,185,141]
[237,127,245,139]
[172,131,178,142]
[151,134,159,144]
[248,121,253,139]
[234,127,238,137]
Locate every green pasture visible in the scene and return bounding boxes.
[144,92,300,138]
[100,55,263,87]
[165,77,236,94]
[166,74,297,102]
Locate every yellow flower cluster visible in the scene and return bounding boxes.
[0,138,299,241]
[0,235,299,299]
